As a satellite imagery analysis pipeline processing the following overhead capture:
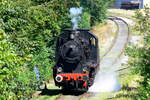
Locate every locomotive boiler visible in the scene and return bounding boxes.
[53,29,99,91]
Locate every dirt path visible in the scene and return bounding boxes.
[32,17,129,100]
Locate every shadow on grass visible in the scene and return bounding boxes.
[40,88,62,96]
[61,90,85,96]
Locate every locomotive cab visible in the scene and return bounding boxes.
[53,29,99,91]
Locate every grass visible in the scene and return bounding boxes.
[32,95,58,100]
[107,9,136,20]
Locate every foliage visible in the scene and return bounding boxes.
[126,7,150,100]
[79,0,114,25]
[79,12,91,28]
[0,29,37,99]
[0,0,78,99]
[0,0,113,99]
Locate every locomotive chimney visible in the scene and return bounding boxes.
[70,30,79,40]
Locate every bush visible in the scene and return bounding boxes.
[0,0,78,99]
[79,0,114,25]
[0,29,37,99]
[126,7,150,100]
[79,12,91,28]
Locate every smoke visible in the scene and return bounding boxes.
[88,55,129,92]
[88,71,121,92]
[88,54,130,93]
[69,7,82,29]
[89,55,130,93]
[88,57,124,92]
[121,55,129,65]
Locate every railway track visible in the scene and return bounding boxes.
[55,16,130,100]
[100,17,120,61]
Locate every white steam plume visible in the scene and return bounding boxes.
[88,55,129,93]
[88,71,121,92]
[69,7,82,30]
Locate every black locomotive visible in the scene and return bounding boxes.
[53,29,99,91]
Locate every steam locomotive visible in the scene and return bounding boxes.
[53,29,99,91]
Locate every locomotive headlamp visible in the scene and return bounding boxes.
[57,67,63,72]
[55,75,63,82]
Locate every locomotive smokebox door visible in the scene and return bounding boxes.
[53,29,99,91]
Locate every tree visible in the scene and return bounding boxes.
[79,0,114,25]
